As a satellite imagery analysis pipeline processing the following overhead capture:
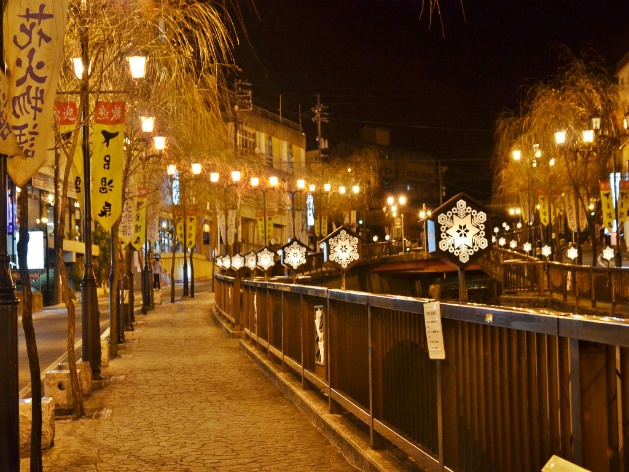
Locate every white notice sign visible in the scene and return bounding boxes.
[424,302,445,360]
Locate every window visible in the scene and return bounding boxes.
[288,144,294,170]
[239,130,255,151]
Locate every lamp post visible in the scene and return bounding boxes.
[74,15,147,376]
[386,195,407,253]
[419,204,432,252]
[251,176,278,247]
[167,164,177,303]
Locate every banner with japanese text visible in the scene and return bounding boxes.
[565,193,577,231]
[185,215,196,249]
[578,192,587,232]
[256,210,265,242]
[92,101,125,230]
[3,0,69,187]
[219,211,227,244]
[119,185,135,246]
[619,181,629,226]
[538,195,549,226]
[314,215,320,237]
[265,211,274,243]
[227,210,236,246]
[321,214,328,237]
[54,102,84,211]
[148,211,159,243]
[131,187,147,251]
[600,181,614,232]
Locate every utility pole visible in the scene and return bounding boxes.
[312,95,329,162]
[233,79,252,160]
[437,162,447,205]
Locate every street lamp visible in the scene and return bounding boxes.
[419,204,432,252]
[73,35,147,377]
[385,195,407,253]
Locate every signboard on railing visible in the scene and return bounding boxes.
[423,302,445,359]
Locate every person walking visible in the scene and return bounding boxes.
[153,255,164,290]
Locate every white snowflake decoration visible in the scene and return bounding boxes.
[523,242,532,253]
[257,247,275,271]
[541,245,552,258]
[245,252,257,271]
[283,241,308,270]
[498,237,506,247]
[437,199,487,264]
[222,255,231,269]
[328,229,360,269]
[231,254,244,270]
[567,246,579,261]
[602,246,615,262]
[509,239,517,249]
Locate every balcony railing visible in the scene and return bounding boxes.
[215,273,629,471]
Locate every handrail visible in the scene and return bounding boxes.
[215,273,629,470]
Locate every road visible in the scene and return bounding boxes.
[18,279,213,393]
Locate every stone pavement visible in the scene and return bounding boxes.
[20,292,357,471]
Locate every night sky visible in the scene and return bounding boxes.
[232,1,629,202]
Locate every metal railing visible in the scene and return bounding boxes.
[215,273,629,471]
[503,260,629,315]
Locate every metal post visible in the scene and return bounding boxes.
[80,10,102,379]
[401,212,405,253]
[0,152,19,469]
[190,246,195,298]
[142,197,150,313]
[109,229,118,356]
[613,154,623,267]
[127,245,135,327]
[263,190,267,246]
[182,181,189,297]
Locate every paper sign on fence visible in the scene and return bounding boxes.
[424,301,445,360]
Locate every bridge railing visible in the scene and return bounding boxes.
[215,273,629,471]
[503,259,629,315]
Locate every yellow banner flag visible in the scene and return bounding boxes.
[314,215,320,238]
[4,0,69,187]
[119,184,135,247]
[186,215,196,248]
[321,214,328,237]
[131,187,147,251]
[54,102,83,210]
[265,211,274,243]
[538,195,549,226]
[93,101,125,230]
[600,181,614,232]
[619,181,629,225]
[256,210,266,242]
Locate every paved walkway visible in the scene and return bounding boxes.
[21,292,357,471]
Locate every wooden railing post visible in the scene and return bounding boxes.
[233,275,241,330]
[368,304,386,449]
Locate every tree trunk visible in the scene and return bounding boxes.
[110,221,121,347]
[56,135,84,417]
[18,188,42,472]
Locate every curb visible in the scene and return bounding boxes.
[211,305,246,339]
[238,339,413,472]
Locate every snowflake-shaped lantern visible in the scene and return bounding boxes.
[256,247,276,272]
[602,246,615,263]
[281,239,309,272]
[523,242,532,254]
[231,254,244,271]
[427,193,491,269]
[567,246,579,261]
[244,251,257,272]
[509,239,517,249]
[541,245,552,259]
[498,237,506,247]
[321,225,362,272]
[222,255,231,270]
